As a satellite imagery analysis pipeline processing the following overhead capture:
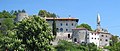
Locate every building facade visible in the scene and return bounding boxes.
[72,28,88,43]
[46,17,79,45]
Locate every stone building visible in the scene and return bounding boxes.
[72,28,88,43]
[45,17,79,45]
[72,13,112,47]
[14,12,28,22]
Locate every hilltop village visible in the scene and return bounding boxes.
[0,10,120,51]
[14,12,120,48]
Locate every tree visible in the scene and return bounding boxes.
[22,9,26,13]
[55,40,101,51]
[52,18,57,37]
[0,30,23,51]
[104,42,120,51]
[110,35,119,46]
[15,16,54,50]
[38,10,57,18]
[1,18,15,34]
[77,23,93,31]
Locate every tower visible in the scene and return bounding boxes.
[97,13,101,30]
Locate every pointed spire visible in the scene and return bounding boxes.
[97,13,100,25]
[97,13,101,30]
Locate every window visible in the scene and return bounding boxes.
[95,33,96,35]
[66,29,68,31]
[106,35,107,37]
[74,38,77,42]
[72,23,73,26]
[92,37,93,39]
[60,23,62,26]
[95,38,96,40]
[0,23,1,25]
[101,35,104,37]
[98,38,99,40]
[68,34,70,38]
[60,28,63,32]
[105,39,108,42]
[66,23,68,26]
[92,33,93,35]
[100,39,102,41]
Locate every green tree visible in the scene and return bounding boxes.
[22,9,26,13]
[15,16,54,50]
[52,18,57,37]
[0,30,23,51]
[77,23,93,31]
[104,42,120,51]
[38,10,57,18]
[55,40,101,51]
[1,18,14,34]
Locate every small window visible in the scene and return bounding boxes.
[66,29,68,31]
[95,33,96,35]
[92,33,93,35]
[68,34,70,38]
[74,38,77,42]
[101,35,104,37]
[98,38,99,40]
[72,23,73,26]
[0,23,1,25]
[106,35,107,37]
[95,38,96,40]
[60,28,63,32]
[105,39,108,42]
[100,39,102,41]
[92,37,93,39]
[66,23,68,26]
[60,23,62,26]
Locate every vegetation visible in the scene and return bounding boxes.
[104,42,120,51]
[52,18,57,36]
[38,10,57,17]
[104,35,120,51]
[0,16,55,50]
[77,23,93,31]
[55,40,101,51]
[0,18,14,33]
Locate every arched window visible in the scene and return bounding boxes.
[60,28,63,32]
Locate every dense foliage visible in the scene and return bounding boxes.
[104,42,120,51]
[38,10,57,17]
[77,23,93,31]
[15,16,54,50]
[55,40,101,51]
[0,16,55,51]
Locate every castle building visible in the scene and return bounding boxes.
[46,17,79,40]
